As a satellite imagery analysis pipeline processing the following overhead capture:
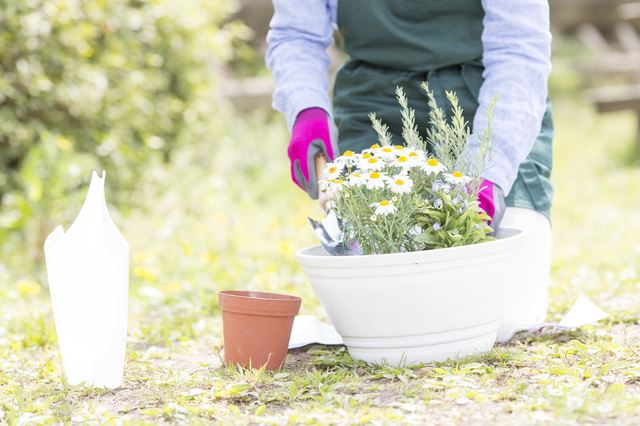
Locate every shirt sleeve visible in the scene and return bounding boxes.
[469,0,552,195]
[265,0,335,129]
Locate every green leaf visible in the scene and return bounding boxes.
[228,383,253,395]
[606,383,625,395]
[414,232,438,244]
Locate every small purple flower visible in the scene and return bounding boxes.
[432,180,444,192]
[433,222,442,231]
[442,184,452,194]
[434,198,443,209]
[452,195,463,205]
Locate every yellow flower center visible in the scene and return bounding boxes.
[363,152,372,159]
[394,179,405,185]
[352,173,361,178]
[427,159,439,167]
[397,156,408,162]
[370,172,381,179]
[394,145,404,150]
[381,147,393,153]
[367,157,379,164]
[379,200,390,206]
[370,144,381,150]
[343,150,354,157]
[452,171,463,178]
[409,151,418,157]
[334,178,344,184]
[328,166,337,174]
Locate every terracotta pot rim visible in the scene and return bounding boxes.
[219,290,301,317]
[219,290,301,302]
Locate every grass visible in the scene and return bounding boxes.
[1,92,640,424]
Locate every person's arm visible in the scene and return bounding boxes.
[266,0,334,129]
[469,0,552,196]
[265,0,338,200]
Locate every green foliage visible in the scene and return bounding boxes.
[0,0,245,256]
[337,183,426,255]
[414,192,493,249]
[422,82,495,196]
[329,85,494,255]
[423,82,471,172]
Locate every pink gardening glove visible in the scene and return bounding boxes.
[288,107,338,199]
[477,179,506,232]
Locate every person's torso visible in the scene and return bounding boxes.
[337,0,485,71]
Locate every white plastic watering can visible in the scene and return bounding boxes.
[44,171,129,388]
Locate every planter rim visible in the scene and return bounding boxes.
[296,227,524,266]
[218,290,301,317]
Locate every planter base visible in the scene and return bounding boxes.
[343,321,498,365]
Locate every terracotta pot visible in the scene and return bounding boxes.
[219,290,301,370]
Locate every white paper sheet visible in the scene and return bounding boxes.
[522,295,609,332]
[288,296,608,350]
[288,315,343,349]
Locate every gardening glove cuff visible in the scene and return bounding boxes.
[288,108,339,200]
[478,179,505,232]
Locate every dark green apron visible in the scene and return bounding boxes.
[333,0,553,218]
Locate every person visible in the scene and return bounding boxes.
[266,0,553,341]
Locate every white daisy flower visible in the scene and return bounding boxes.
[377,145,396,161]
[363,143,381,155]
[421,158,445,175]
[365,171,387,190]
[370,199,397,216]
[348,171,367,187]
[323,162,344,180]
[405,149,425,162]
[335,150,359,166]
[445,171,472,185]
[392,145,407,155]
[358,155,385,171]
[392,155,413,169]
[389,175,414,194]
[320,178,345,194]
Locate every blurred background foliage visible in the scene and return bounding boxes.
[0,0,251,265]
[0,0,639,292]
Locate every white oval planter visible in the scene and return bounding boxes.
[296,228,525,365]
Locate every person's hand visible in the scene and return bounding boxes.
[477,179,506,232]
[314,155,339,212]
[288,108,338,200]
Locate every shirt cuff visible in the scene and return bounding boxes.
[483,149,518,195]
[279,89,331,130]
